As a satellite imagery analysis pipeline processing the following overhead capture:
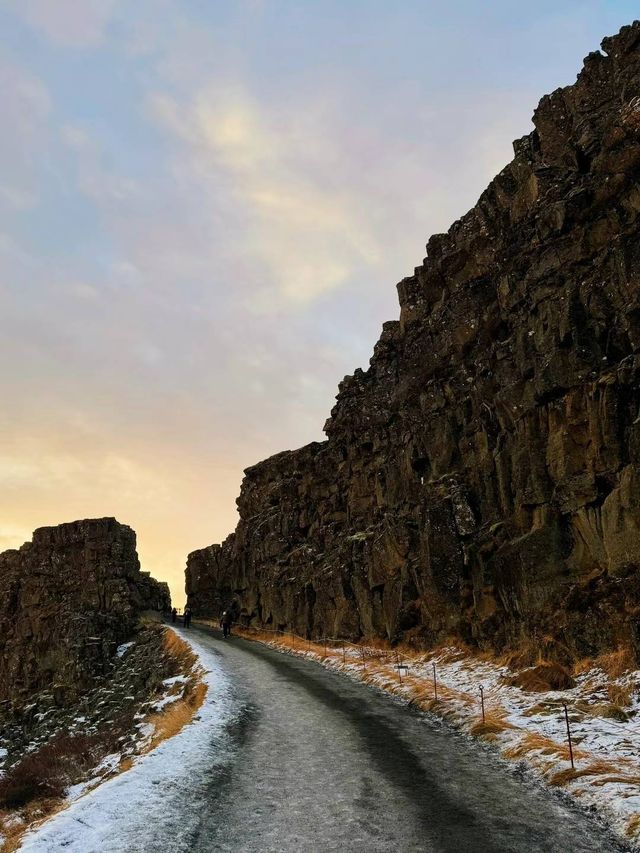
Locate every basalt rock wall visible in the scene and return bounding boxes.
[188,23,640,662]
[0,518,170,704]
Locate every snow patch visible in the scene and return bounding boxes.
[115,642,134,658]
[20,629,234,853]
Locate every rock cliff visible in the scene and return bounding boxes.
[0,518,170,704]
[187,22,640,662]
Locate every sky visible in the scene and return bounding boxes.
[1,0,637,606]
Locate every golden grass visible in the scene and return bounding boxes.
[0,628,203,852]
[506,661,575,692]
[574,646,636,680]
[144,632,207,750]
[626,813,640,838]
[495,635,570,670]
[163,628,197,671]
[549,757,640,789]
[549,759,619,787]
[0,798,65,853]
[503,731,585,763]
[607,682,634,707]
[146,685,206,749]
[469,710,515,739]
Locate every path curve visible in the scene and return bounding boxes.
[186,625,626,853]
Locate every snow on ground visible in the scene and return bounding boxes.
[115,641,134,658]
[19,629,235,853]
[245,631,640,849]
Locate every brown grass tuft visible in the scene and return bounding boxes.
[607,681,634,707]
[549,759,619,787]
[145,679,207,749]
[590,701,630,722]
[626,814,640,838]
[163,628,197,672]
[574,646,636,680]
[469,711,515,738]
[503,731,585,763]
[506,661,575,692]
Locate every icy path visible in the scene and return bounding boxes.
[20,630,235,853]
[21,625,630,852]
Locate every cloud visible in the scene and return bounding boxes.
[0,56,50,191]
[0,1,549,609]
[8,0,120,47]
[151,88,382,307]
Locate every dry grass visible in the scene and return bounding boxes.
[0,731,119,853]
[589,702,630,722]
[607,682,634,707]
[550,759,640,788]
[0,627,202,851]
[495,635,571,670]
[0,732,112,810]
[506,661,575,692]
[469,710,515,739]
[144,633,207,750]
[0,798,65,853]
[503,731,585,763]
[626,813,640,838]
[163,628,197,672]
[574,646,636,680]
[550,760,614,788]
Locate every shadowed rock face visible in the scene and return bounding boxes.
[188,22,640,661]
[0,518,170,704]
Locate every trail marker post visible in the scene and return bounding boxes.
[563,703,575,769]
[394,652,408,685]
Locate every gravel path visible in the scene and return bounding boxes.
[185,625,628,853]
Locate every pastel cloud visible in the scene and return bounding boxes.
[7,0,120,47]
[152,89,382,306]
[1,0,637,607]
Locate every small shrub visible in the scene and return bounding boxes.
[0,732,104,809]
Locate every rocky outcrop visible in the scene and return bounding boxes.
[0,518,170,704]
[187,22,640,662]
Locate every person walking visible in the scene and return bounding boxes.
[183,605,192,628]
[220,610,233,638]
[171,607,177,624]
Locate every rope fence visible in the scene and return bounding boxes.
[187,616,640,773]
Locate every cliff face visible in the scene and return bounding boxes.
[187,22,640,662]
[0,518,170,704]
